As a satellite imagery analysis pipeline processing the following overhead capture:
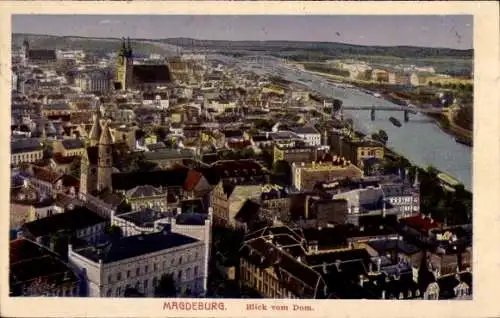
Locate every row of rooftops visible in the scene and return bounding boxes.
[240,223,472,298]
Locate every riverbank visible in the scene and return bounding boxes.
[297,65,473,146]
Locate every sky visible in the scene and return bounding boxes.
[12,15,473,50]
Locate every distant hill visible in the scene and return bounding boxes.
[160,37,473,59]
[13,33,473,60]
[12,33,177,57]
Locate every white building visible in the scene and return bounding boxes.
[75,70,110,93]
[68,227,209,297]
[290,126,321,146]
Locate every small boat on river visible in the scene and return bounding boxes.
[389,117,402,127]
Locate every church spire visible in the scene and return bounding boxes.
[413,168,420,189]
[89,108,102,147]
[126,37,132,58]
[99,119,113,145]
[97,119,113,192]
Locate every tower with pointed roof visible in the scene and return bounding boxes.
[89,110,102,147]
[116,37,134,91]
[22,40,30,66]
[97,120,113,192]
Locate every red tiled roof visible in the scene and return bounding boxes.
[32,166,61,184]
[401,214,441,233]
[183,170,203,192]
[52,154,79,165]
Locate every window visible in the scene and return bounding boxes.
[162,261,166,269]
[194,266,198,276]
[145,265,149,273]
[179,257,183,265]
[186,268,192,279]
[108,274,112,283]
[144,279,149,290]
[117,272,122,281]
[154,263,157,271]
[178,270,182,281]
[136,268,140,276]
[127,270,130,278]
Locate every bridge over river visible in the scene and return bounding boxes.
[335,105,448,122]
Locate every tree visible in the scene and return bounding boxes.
[155,273,177,297]
[332,99,343,112]
[378,130,388,143]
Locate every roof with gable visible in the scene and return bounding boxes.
[234,199,261,223]
[125,185,164,198]
[111,167,190,191]
[30,166,61,184]
[183,170,204,192]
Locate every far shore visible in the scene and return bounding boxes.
[290,64,472,146]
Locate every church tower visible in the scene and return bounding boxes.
[89,109,102,147]
[97,120,113,192]
[116,37,134,91]
[22,40,30,66]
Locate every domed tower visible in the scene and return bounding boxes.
[97,120,113,192]
[89,110,102,146]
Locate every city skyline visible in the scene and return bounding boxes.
[12,15,473,50]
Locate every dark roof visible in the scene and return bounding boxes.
[290,126,319,135]
[118,209,174,227]
[11,139,43,154]
[22,206,106,237]
[176,213,207,226]
[143,149,194,161]
[27,49,57,61]
[61,138,85,150]
[180,198,205,214]
[10,239,79,289]
[306,248,372,269]
[73,231,199,263]
[223,130,244,138]
[234,199,261,223]
[132,65,172,84]
[52,155,79,165]
[368,238,421,256]
[240,237,323,295]
[112,167,189,191]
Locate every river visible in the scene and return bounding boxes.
[209,54,472,191]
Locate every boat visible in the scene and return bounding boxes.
[389,117,402,127]
[455,137,473,147]
[373,93,382,98]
